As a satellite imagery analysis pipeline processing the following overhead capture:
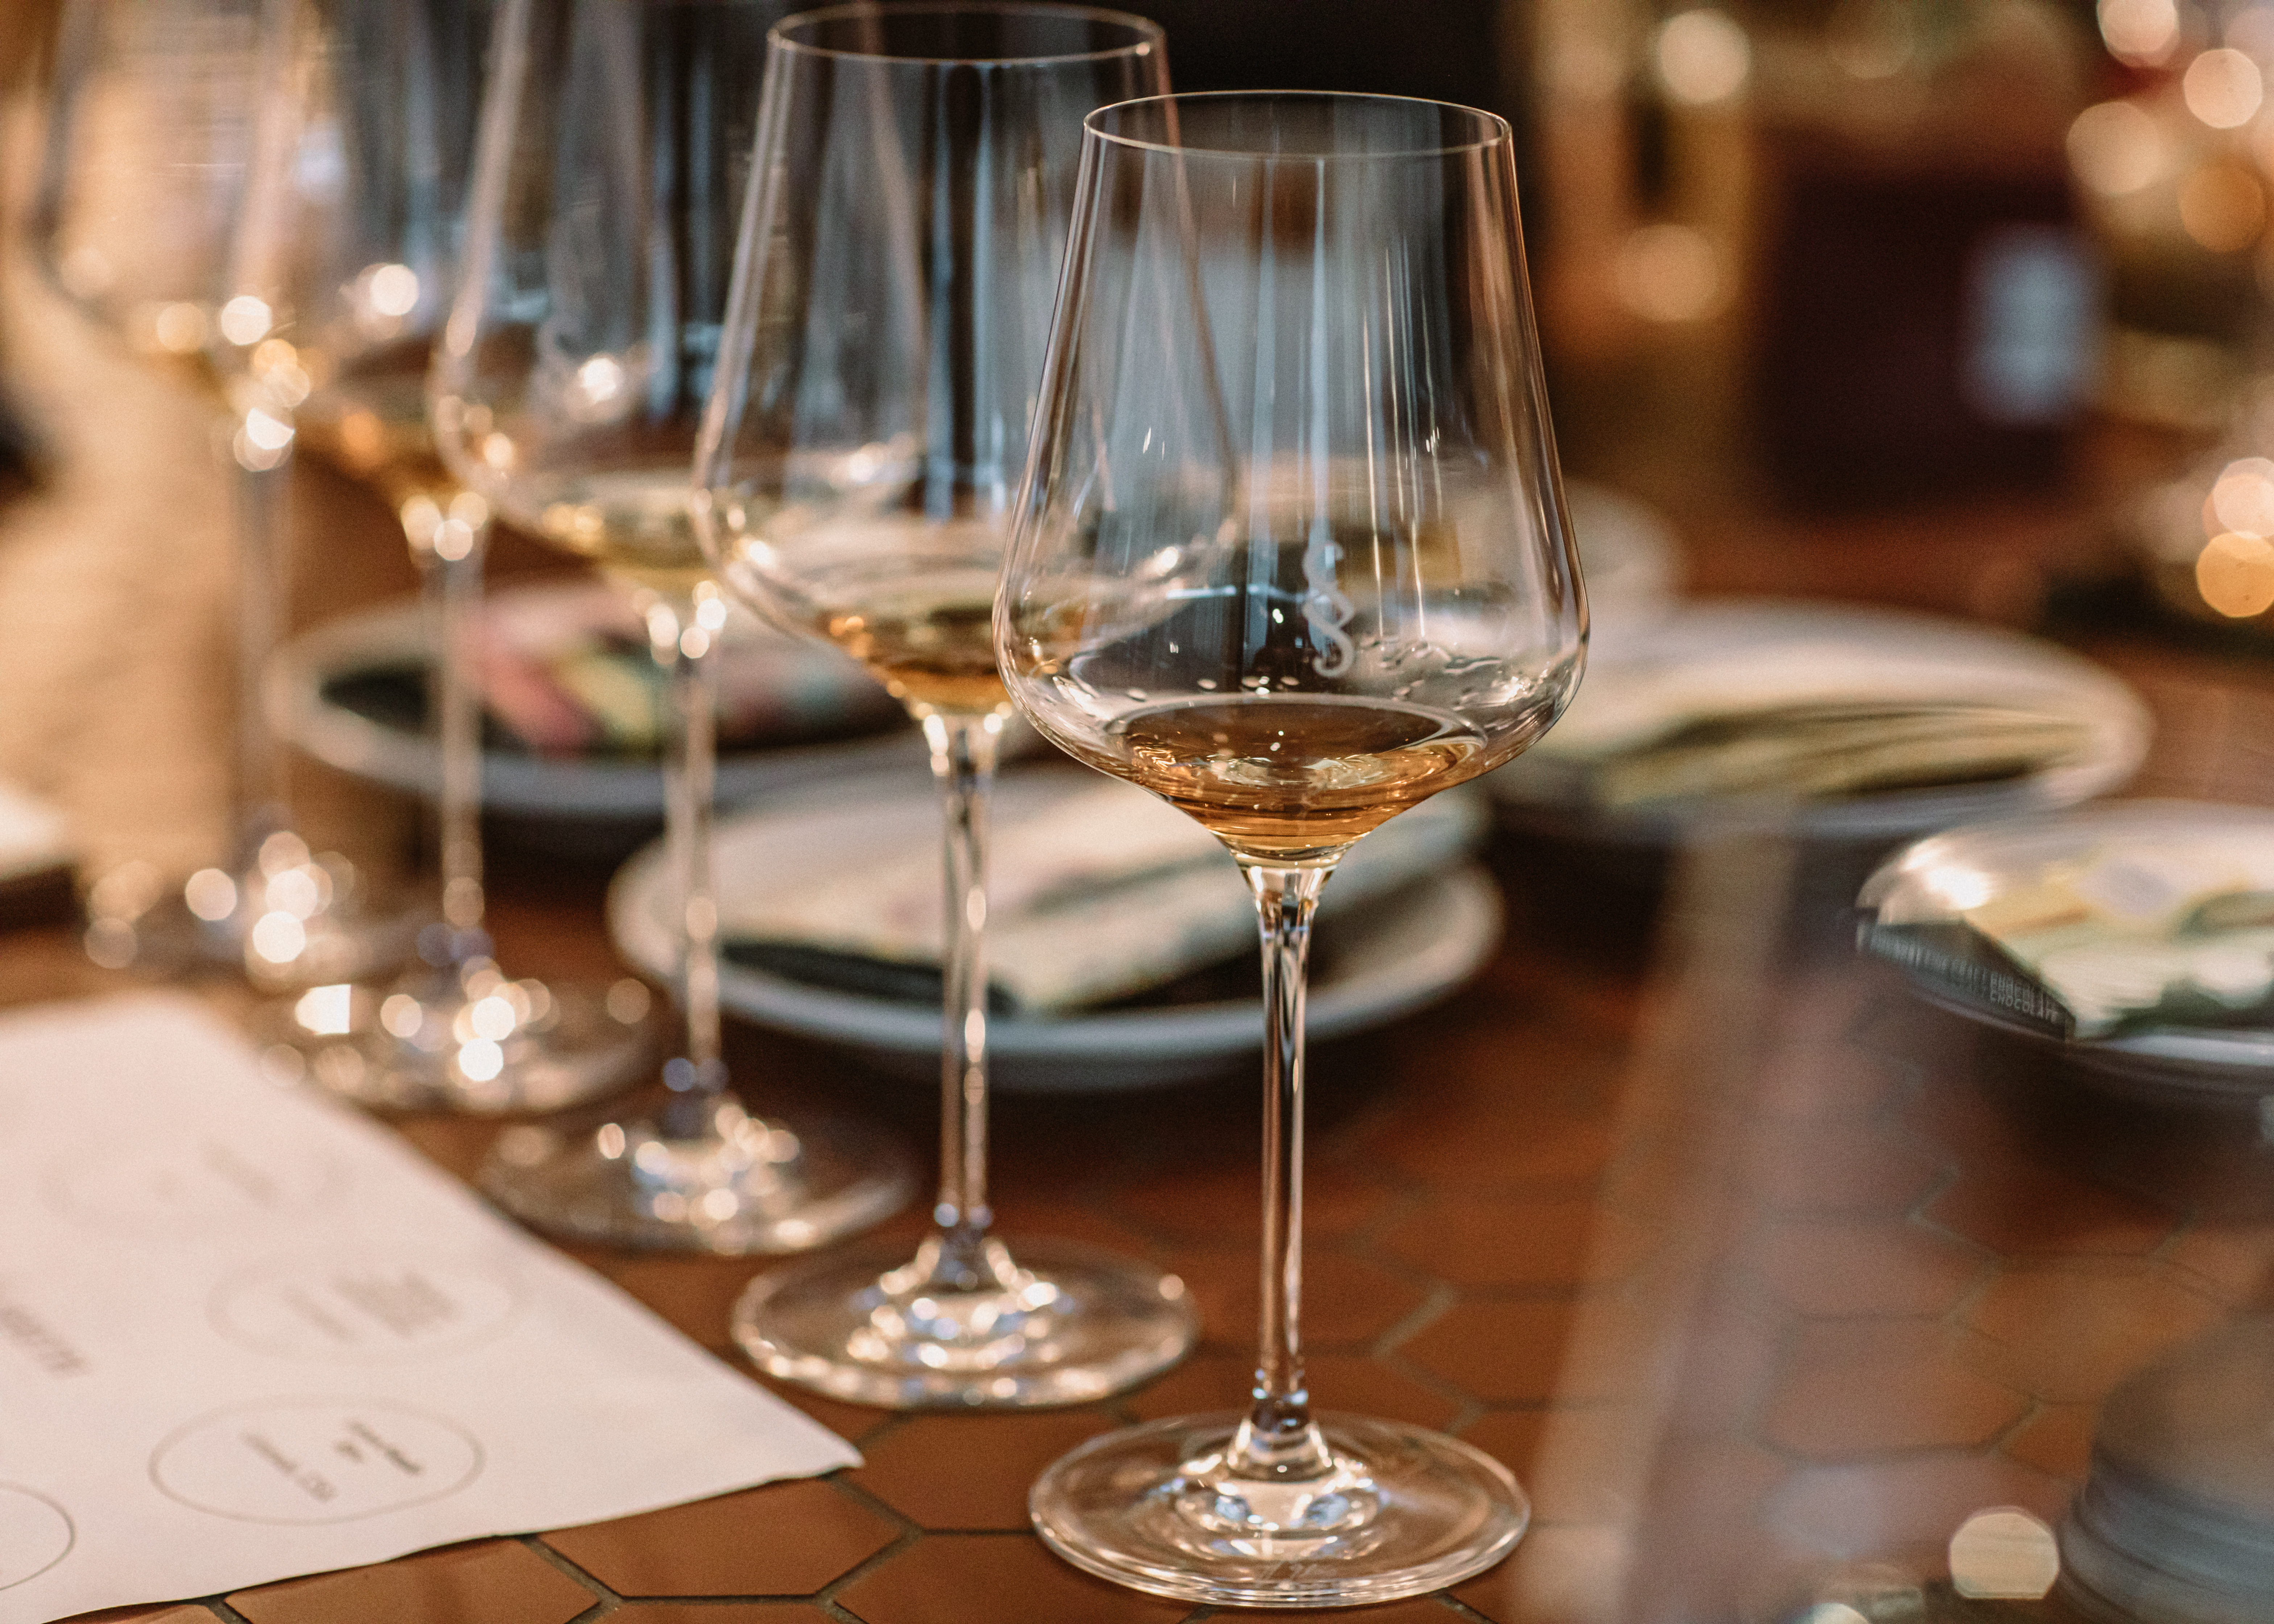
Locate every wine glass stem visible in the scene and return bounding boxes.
[230,446,291,863]
[417,513,490,956]
[924,709,1002,1281]
[645,592,726,1139]
[1236,861,1337,1480]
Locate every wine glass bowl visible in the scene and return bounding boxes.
[695,0,1193,1404]
[1002,91,1581,1606]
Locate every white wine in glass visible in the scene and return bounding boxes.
[1001,92,1586,1607]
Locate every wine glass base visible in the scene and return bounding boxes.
[1029,1411,1528,1608]
[254,971,656,1114]
[732,1236,1198,1410]
[481,1104,916,1254]
[83,850,417,990]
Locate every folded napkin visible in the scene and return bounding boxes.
[1534,643,2097,807]
[723,777,1484,1014]
[1869,833,2274,1039]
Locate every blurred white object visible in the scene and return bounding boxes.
[0,778,73,882]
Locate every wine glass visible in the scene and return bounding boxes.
[1000,93,1584,1604]
[693,1,1194,1408]
[430,0,914,1250]
[227,0,657,1114]
[31,0,414,989]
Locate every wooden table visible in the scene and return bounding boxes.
[6,253,2274,1624]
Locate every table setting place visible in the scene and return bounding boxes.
[9,0,2274,1621]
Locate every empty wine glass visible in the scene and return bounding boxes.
[430,0,913,1248]
[694,1,1195,1408]
[1000,92,1585,1604]
[231,0,656,1113]
[32,0,414,988]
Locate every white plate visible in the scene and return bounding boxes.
[1861,800,2274,1099]
[1490,598,2153,845]
[607,772,1504,1092]
[267,589,929,819]
[1566,480,1681,655]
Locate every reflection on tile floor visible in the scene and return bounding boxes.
[55,838,2274,1624]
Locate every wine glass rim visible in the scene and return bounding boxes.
[769,1,1165,66]
[1084,90,1514,160]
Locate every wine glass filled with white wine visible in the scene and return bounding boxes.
[694,2,1194,1410]
[1000,92,1586,1606]
[430,0,913,1250]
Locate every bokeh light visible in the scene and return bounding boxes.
[2067,101,2167,196]
[2179,163,2266,252]
[1613,223,1723,322]
[1655,10,1750,105]
[2099,0,2181,65]
[2198,530,2274,616]
[2185,48,2265,128]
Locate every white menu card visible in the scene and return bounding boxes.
[0,995,859,1621]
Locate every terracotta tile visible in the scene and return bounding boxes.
[603,1254,752,1352]
[1175,1248,1429,1349]
[1736,1122,1948,1218]
[1453,1523,1628,1624]
[1924,1166,2180,1258]
[1763,1453,2070,1562]
[1957,1263,2225,1405]
[2162,1222,2274,1305]
[609,1610,835,1624]
[1359,1041,1624,1192]
[1106,1156,1396,1246]
[1661,1295,1791,1434]
[1379,1196,1657,1291]
[1748,1219,1989,1317]
[391,1114,505,1183]
[1598,1135,1709,1222]
[835,1533,1188,1624]
[1400,1299,1645,1407]
[1904,1072,2045,1171]
[1208,1603,1465,1621]
[590,1258,888,1441]
[1760,1320,2029,1458]
[230,1540,594,1624]
[847,1411,1119,1530]
[1459,1406,1653,1527]
[1125,1348,1461,1430]
[1746,1032,1910,1119]
[541,1480,898,1596]
[986,1197,1166,1259]
[1622,1436,1794,1621]
[2000,1401,2099,1481]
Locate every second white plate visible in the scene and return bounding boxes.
[607,771,1504,1092]
[1490,598,2153,845]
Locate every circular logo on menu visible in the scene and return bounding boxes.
[44,1135,344,1232]
[210,1251,527,1362]
[150,1398,483,1524]
[0,1484,74,1590]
